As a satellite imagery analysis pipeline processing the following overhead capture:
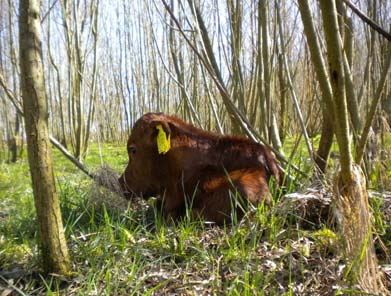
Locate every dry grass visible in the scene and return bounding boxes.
[88,164,128,210]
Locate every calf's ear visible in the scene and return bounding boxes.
[151,121,171,155]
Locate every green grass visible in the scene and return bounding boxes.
[0,141,390,295]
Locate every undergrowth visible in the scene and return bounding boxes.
[0,141,390,295]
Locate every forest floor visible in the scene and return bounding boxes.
[0,143,390,295]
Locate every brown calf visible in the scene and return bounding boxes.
[118,112,283,224]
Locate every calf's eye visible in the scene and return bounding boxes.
[127,145,137,154]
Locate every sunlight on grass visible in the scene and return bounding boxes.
[0,142,390,295]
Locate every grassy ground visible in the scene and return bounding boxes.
[0,141,390,295]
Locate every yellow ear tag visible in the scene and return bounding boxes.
[156,124,170,154]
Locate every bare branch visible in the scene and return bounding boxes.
[0,71,94,179]
[343,0,391,42]
[0,72,23,115]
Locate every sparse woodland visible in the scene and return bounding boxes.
[1,0,391,295]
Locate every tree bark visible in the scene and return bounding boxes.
[337,3,361,138]
[7,0,20,163]
[319,0,352,181]
[334,165,383,293]
[319,1,385,293]
[259,0,282,151]
[277,54,287,144]
[19,0,70,274]
[298,0,335,173]
[228,0,246,114]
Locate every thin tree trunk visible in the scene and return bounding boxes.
[276,0,310,159]
[168,1,200,126]
[72,2,84,159]
[19,0,70,274]
[320,2,351,181]
[338,3,361,137]
[187,0,242,134]
[356,45,391,164]
[259,0,281,151]
[298,0,335,173]
[277,54,287,144]
[7,0,19,163]
[1,95,12,162]
[320,1,384,292]
[256,1,267,139]
[83,0,99,154]
[228,0,245,114]
[47,5,67,148]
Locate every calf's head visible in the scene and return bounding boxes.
[118,113,171,199]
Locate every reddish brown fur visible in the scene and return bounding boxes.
[118,112,283,224]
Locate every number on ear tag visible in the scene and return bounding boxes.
[156,124,170,154]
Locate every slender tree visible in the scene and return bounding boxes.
[318,1,384,292]
[298,0,334,173]
[7,0,20,163]
[258,0,282,151]
[59,0,99,160]
[19,0,70,274]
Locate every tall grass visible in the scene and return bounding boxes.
[0,142,389,295]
